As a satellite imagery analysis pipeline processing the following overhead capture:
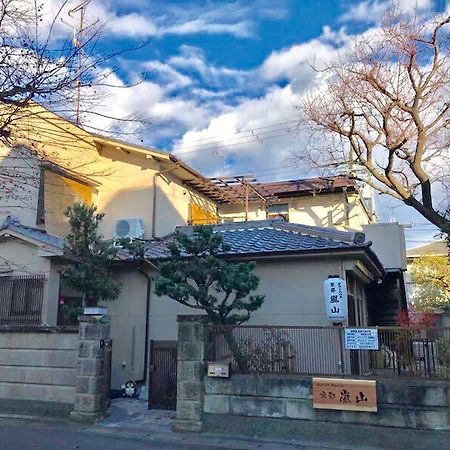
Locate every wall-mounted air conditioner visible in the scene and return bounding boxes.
[114,218,145,240]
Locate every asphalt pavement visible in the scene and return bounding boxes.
[0,417,230,450]
[1,400,450,450]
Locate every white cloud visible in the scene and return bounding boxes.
[29,0,267,40]
[340,0,432,23]
[168,46,257,91]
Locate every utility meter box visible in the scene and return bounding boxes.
[207,362,230,378]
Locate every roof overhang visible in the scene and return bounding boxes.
[0,229,63,256]
[42,161,101,187]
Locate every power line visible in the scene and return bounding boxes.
[174,130,297,156]
[172,120,298,149]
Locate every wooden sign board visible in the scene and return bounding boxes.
[313,378,377,412]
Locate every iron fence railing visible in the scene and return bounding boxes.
[208,325,450,380]
[0,275,45,325]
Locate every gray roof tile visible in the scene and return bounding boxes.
[143,220,368,260]
[1,216,64,249]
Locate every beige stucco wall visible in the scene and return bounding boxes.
[0,145,40,227]
[219,193,372,230]
[99,268,149,389]
[100,253,374,388]
[0,237,60,326]
[0,238,50,275]
[0,105,216,239]
[147,255,369,341]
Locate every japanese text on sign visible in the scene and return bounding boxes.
[312,378,377,412]
[323,277,348,322]
[344,328,379,350]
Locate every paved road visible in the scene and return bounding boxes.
[1,415,450,450]
[0,418,225,450]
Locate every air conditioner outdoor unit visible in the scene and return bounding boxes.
[114,218,145,240]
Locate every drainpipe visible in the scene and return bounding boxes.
[343,187,350,227]
[134,258,158,385]
[135,268,152,385]
[151,166,179,238]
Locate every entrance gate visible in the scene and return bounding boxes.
[148,340,177,410]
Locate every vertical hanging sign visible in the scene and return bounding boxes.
[323,276,348,323]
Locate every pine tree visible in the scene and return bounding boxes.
[154,225,265,370]
[61,203,121,309]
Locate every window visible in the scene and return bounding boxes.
[0,275,45,324]
[267,203,289,221]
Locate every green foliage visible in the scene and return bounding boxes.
[60,203,121,307]
[58,304,83,326]
[154,225,265,325]
[443,208,450,258]
[437,337,450,369]
[410,256,450,312]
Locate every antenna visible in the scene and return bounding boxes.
[61,1,96,125]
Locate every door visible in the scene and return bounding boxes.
[148,340,178,410]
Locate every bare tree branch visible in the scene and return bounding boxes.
[298,8,450,232]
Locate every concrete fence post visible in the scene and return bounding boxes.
[172,315,210,432]
[70,315,111,423]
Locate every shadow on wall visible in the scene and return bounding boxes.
[0,146,41,226]
[98,185,187,239]
[292,203,345,228]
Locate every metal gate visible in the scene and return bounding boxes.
[148,340,177,410]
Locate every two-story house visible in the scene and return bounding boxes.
[0,104,407,392]
[0,103,225,325]
[217,176,375,230]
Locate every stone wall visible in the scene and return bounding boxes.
[70,315,112,423]
[203,375,450,433]
[172,315,210,432]
[174,315,450,434]
[0,325,78,416]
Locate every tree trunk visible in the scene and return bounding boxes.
[403,196,450,232]
[221,326,249,373]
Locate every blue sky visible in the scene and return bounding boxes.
[47,0,446,246]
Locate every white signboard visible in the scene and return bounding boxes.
[345,328,379,350]
[323,277,348,323]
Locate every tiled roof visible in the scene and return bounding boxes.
[407,240,448,258]
[0,216,64,249]
[143,219,368,260]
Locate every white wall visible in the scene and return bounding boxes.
[363,223,407,270]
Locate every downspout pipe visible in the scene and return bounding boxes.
[135,268,152,385]
[134,258,158,386]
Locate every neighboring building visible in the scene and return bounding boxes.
[406,240,448,300]
[407,241,448,260]
[217,176,375,230]
[405,240,449,326]
[363,223,408,326]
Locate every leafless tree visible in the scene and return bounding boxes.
[299,9,450,233]
[0,0,148,216]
